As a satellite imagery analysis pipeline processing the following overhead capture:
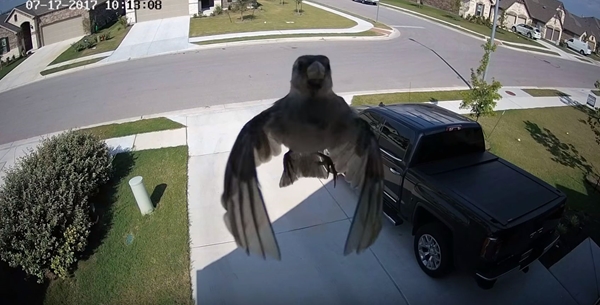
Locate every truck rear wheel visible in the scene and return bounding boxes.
[413,222,452,278]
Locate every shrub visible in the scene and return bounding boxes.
[214,4,223,15]
[0,131,113,283]
[119,15,128,27]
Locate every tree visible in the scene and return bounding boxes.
[460,39,502,122]
[236,0,251,20]
[498,9,506,29]
[295,0,303,14]
[452,0,461,15]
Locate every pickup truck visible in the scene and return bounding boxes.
[355,103,567,290]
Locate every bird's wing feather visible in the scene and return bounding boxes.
[328,117,384,255]
[279,151,330,188]
[221,107,283,260]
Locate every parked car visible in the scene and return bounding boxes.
[355,103,567,290]
[353,0,378,5]
[511,24,542,40]
[564,38,592,56]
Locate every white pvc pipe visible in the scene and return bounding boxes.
[128,176,154,215]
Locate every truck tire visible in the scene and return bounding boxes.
[413,222,453,278]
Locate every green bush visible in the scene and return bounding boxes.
[214,4,223,15]
[0,131,113,283]
[119,15,128,27]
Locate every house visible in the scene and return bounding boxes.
[563,11,600,53]
[460,0,494,19]
[0,0,117,60]
[124,0,227,24]
[522,0,565,42]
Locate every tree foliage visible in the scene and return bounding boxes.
[0,131,113,282]
[295,0,303,14]
[460,39,502,121]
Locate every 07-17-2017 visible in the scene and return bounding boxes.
[26,0,99,11]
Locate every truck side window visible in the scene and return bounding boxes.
[379,120,411,163]
[360,111,384,133]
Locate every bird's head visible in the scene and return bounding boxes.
[290,55,333,96]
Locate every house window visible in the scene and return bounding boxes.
[475,3,484,17]
[0,37,9,55]
[13,15,17,22]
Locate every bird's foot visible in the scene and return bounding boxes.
[315,152,338,187]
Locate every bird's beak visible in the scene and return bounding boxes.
[306,62,325,80]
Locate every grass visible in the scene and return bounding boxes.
[522,89,569,97]
[351,90,469,105]
[593,90,600,96]
[77,117,185,140]
[0,56,26,80]
[40,58,104,76]
[189,0,356,37]
[194,30,383,45]
[503,43,560,56]
[590,53,600,61]
[44,146,193,305]
[475,106,600,265]
[381,0,544,47]
[49,22,131,65]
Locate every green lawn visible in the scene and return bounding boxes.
[352,90,469,105]
[590,53,600,61]
[77,118,185,140]
[189,0,356,37]
[44,146,192,305]
[41,58,105,76]
[477,106,600,255]
[593,90,600,96]
[49,22,131,65]
[381,0,543,47]
[0,57,26,80]
[523,89,569,97]
[503,43,560,56]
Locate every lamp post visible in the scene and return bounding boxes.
[483,0,500,82]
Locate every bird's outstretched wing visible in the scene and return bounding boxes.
[327,117,384,255]
[221,107,283,260]
[279,151,331,188]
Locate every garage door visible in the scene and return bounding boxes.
[41,16,84,46]
[136,0,188,22]
[545,27,557,41]
[506,14,517,28]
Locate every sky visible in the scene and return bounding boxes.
[0,0,599,19]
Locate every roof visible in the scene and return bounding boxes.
[375,103,480,134]
[563,10,600,39]
[523,0,563,23]
[0,13,20,33]
[499,0,518,10]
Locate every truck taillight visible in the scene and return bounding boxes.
[480,237,503,260]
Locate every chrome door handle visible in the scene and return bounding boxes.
[380,148,403,162]
[390,167,401,175]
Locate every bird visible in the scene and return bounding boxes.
[220,54,384,261]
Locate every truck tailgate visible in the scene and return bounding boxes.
[416,152,563,225]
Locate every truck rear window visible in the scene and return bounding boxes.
[412,127,486,165]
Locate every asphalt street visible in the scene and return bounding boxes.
[1,0,599,144]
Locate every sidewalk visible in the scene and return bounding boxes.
[0,86,595,305]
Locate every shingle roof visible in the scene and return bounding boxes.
[524,0,563,23]
[563,9,587,35]
[582,16,600,39]
[0,13,20,33]
[499,0,518,10]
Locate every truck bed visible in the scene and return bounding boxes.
[412,151,564,226]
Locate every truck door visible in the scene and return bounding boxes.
[378,119,412,213]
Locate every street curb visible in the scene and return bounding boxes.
[379,2,588,61]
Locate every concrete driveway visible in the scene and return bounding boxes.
[0,37,80,92]
[187,104,578,305]
[101,16,199,63]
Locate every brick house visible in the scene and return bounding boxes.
[0,0,118,61]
